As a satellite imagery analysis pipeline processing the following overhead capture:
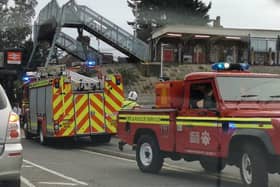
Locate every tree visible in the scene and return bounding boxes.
[128,0,211,41]
[0,0,38,49]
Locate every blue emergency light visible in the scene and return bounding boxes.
[212,62,250,71]
[86,60,96,67]
[22,76,30,82]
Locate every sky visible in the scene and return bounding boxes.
[34,0,280,56]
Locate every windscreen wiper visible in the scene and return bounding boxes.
[241,94,258,98]
[269,95,280,98]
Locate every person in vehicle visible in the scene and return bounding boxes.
[196,85,216,109]
[190,84,216,109]
[122,91,140,109]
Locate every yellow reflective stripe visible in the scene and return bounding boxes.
[119,115,170,125]
[219,118,271,122]
[90,94,105,133]
[177,117,273,129]
[177,117,218,121]
[177,116,272,123]
[105,84,124,104]
[217,123,273,129]
[105,95,119,112]
[62,123,75,136]
[105,120,117,133]
[177,121,216,127]
[29,79,51,88]
[75,95,89,134]
[119,120,169,125]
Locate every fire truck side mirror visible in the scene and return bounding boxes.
[208,109,220,116]
[54,79,60,89]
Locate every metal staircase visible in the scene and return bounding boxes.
[28,0,150,69]
[60,0,150,62]
[55,32,99,62]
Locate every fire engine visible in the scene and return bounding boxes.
[117,63,280,187]
[22,65,124,145]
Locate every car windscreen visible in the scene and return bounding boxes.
[0,86,7,110]
[216,76,280,101]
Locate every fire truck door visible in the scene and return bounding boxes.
[176,81,220,155]
[61,81,75,136]
[74,93,91,135]
[89,93,106,134]
[103,74,125,134]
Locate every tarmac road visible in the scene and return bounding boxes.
[20,137,280,187]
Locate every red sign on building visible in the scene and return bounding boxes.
[163,49,174,62]
[7,51,22,65]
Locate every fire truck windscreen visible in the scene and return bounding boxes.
[216,76,280,101]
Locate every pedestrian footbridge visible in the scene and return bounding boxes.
[28,0,150,69]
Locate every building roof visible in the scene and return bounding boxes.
[152,25,280,39]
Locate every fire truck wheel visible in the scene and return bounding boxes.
[136,135,163,173]
[2,178,20,187]
[24,126,33,140]
[91,134,111,144]
[199,158,226,173]
[240,144,268,187]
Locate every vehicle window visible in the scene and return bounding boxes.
[0,86,7,110]
[189,83,216,109]
[217,76,280,101]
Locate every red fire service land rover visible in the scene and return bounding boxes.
[117,63,280,187]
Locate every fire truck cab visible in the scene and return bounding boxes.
[117,63,280,187]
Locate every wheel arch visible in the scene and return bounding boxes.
[228,129,274,164]
[133,128,157,145]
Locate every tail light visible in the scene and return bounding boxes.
[6,112,21,143]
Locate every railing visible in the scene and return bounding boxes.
[61,1,150,61]
[33,0,150,64]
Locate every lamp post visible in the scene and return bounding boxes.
[133,0,141,38]
[160,43,168,80]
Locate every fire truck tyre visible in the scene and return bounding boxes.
[200,158,226,173]
[136,135,163,173]
[39,127,48,145]
[3,178,20,187]
[24,128,32,139]
[91,134,111,144]
[240,144,268,187]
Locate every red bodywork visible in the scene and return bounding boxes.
[117,71,280,159]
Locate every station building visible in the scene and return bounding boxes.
[150,20,280,65]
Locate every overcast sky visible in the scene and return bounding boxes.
[35,0,280,56]
[35,0,280,30]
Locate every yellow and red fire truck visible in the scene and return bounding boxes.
[117,63,280,187]
[22,68,124,145]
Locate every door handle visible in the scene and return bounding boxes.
[222,122,229,132]
[198,111,207,116]
[186,124,194,128]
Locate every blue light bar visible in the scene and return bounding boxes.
[239,63,250,71]
[22,76,30,82]
[212,62,230,71]
[212,62,250,71]
[87,60,96,67]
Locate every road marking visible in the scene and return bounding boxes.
[22,164,33,168]
[38,182,78,186]
[163,163,240,184]
[80,149,135,163]
[80,149,240,184]
[21,176,36,187]
[23,159,88,186]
